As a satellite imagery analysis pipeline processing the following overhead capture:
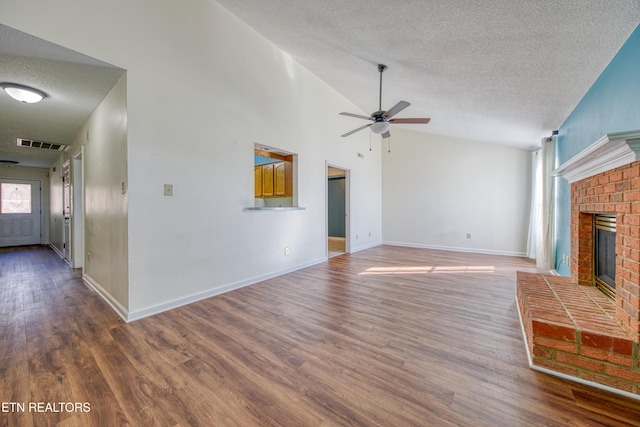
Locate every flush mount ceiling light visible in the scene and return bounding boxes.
[1,83,47,103]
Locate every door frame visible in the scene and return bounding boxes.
[326,161,350,257]
[62,159,71,262]
[72,148,85,268]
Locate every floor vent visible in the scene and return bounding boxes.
[17,138,66,151]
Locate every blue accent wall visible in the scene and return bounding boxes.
[555,24,640,276]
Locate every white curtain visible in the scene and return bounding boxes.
[527,150,541,259]
[527,137,556,270]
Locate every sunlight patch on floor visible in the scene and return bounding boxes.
[359,265,495,275]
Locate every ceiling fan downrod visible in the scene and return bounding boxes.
[378,64,387,112]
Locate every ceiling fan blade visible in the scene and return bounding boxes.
[381,130,391,139]
[341,123,372,137]
[382,101,410,119]
[340,112,373,121]
[388,118,431,124]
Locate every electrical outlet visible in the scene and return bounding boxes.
[284,247,290,255]
[466,233,471,239]
[164,184,173,196]
[369,232,371,237]
[356,234,359,240]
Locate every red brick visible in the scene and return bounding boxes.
[533,358,579,376]
[532,321,576,341]
[609,171,624,182]
[625,190,640,202]
[579,346,634,367]
[623,164,640,180]
[532,346,551,358]
[580,332,633,355]
[554,352,604,373]
[605,365,640,383]
[533,336,578,354]
[623,214,640,226]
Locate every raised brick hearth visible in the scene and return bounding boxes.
[517,272,639,395]
[518,131,640,397]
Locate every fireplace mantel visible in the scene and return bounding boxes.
[553,130,640,183]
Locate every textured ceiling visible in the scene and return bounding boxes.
[216,0,640,149]
[1,3,639,171]
[0,24,124,168]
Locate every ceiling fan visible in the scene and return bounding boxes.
[340,64,430,139]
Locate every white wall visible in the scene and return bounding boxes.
[48,158,63,253]
[0,0,382,319]
[46,76,128,313]
[382,128,531,256]
[80,77,129,310]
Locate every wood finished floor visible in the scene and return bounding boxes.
[2,245,640,426]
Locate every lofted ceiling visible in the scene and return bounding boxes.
[1,3,639,172]
[217,0,640,149]
[0,24,125,169]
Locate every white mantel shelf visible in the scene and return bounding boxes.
[553,130,640,183]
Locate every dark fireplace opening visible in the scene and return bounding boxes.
[594,214,616,299]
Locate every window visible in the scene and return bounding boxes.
[1,183,32,214]
[254,144,296,208]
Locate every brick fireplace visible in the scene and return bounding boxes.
[517,130,640,397]
[572,162,640,337]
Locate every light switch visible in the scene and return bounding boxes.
[164,184,173,196]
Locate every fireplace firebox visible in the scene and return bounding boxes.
[594,214,616,299]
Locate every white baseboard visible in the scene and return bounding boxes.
[48,243,64,259]
[382,241,526,257]
[349,241,381,254]
[126,257,327,322]
[83,273,129,322]
[514,296,640,401]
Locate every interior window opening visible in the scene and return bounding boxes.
[254,143,297,208]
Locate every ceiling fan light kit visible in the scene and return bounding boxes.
[1,83,47,103]
[339,64,430,139]
[370,121,391,134]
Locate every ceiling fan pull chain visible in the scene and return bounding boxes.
[369,129,372,151]
[388,135,391,153]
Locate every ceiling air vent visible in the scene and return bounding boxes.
[17,138,66,151]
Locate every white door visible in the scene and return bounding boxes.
[0,179,41,247]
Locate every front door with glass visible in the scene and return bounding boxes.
[0,179,42,247]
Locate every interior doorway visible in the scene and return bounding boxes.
[327,164,349,258]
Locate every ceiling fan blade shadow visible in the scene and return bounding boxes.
[340,112,373,121]
[382,101,410,118]
[341,123,372,137]
[381,130,391,139]
[388,118,431,124]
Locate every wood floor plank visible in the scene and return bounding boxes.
[2,244,640,426]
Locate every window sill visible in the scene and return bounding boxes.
[244,206,306,211]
